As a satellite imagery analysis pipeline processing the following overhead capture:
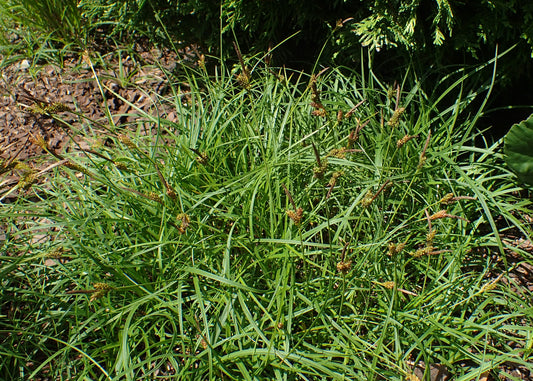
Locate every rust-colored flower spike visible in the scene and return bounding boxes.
[346,118,370,148]
[309,69,329,115]
[387,107,405,128]
[309,76,319,102]
[396,134,418,148]
[310,101,325,110]
[439,192,476,205]
[150,161,177,200]
[429,209,469,222]
[394,84,401,110]
[387,242,406,256]
[347,130,358,148]
[233,42,251,89]
[336,242,352,274]
[190,148,208,165]
[286,208,304,226]
[90,282,113,302]
[282,184,303,225]
[361,179,391,207]
[166,188,177,199]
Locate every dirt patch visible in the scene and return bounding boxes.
[0,45,198,196]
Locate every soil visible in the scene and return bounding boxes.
[0,44,199,196]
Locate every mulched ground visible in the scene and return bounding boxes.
[0,44,199,194]
[1,43,532,381]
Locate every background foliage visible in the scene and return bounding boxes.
[77,0,533,63]
[72,0,533,133]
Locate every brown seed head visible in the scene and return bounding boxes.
[30,134,49,151]
[411,247,432,258]
[387,107,405,128]
[114,161,128,171]
[177,213,190,234]
[46,247,67,259]
[313,160,328,179]
[361,190,374,207]
[196,152,208,165]
[388,242,406,256]
[336,260,352,274]
[64,161,87,174]
[18,171,37,190]
[287,207,303,226]
[236,72,251,89]
[166,188,177,199]
[90,282,113,302]
[439,193,455,205]
[327,147,348,159]
[328,171,343,186]
[118,134,138,151]
[147,192,162,203]
[311,108,327,117]
[47,102,71,113]
[426,229,437,245]
[429,210,448,220]
[396,134,417,148]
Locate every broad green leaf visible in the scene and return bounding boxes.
[504,113,533,187]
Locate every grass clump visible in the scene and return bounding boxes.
[1,54,532,380]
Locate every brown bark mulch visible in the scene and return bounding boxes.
[0,44,198,194]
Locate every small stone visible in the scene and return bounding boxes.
[18,60,31,70]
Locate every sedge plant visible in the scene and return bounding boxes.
[1,50,532,380]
